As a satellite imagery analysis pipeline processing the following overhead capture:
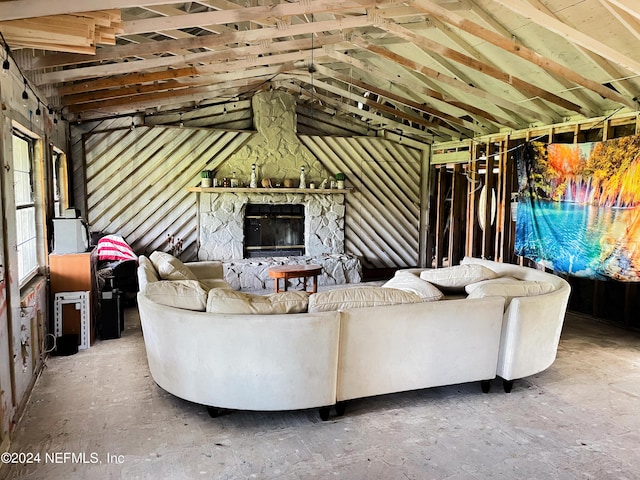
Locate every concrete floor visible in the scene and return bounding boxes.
[2,307,640,480]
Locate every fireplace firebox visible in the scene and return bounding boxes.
[244,204,305,257]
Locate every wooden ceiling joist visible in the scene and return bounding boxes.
[28,15,373,72]
[407,0,637,109]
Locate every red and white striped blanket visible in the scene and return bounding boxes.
[96,235,137,262]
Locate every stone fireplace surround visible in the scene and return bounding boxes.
[195,90,361,290]
[197,191,362,290]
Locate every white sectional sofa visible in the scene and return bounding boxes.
[136,252,570,419]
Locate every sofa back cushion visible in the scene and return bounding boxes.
[149,251,197,281]
[206,289,309,314]
[464,276,519,294]
[137,255,159,291]
[466,279,555,306]
[308,286,422,313]
[143,280,208,311]
[419,264,497,291]
[383,272,444,302]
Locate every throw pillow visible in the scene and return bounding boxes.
[466,279,555,306]
[383,274,444,302]
[464,276,520,294]
[308,286,422,313]
[149,251,197,281]
[419,264,497,291]
[143,280,208,311]
[206,289,309,314]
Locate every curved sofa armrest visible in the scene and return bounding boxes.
[137,294,340,411]
[460,256,572,381]
[185,261,224,280]
[497,284,570,381]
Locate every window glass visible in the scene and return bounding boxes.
[13,133,38,283]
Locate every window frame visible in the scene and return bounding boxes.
[11,123,45,288]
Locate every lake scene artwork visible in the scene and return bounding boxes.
[515,136,640,281]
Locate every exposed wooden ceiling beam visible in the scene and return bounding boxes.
[599,0,640,40]
[350,36,556,124]
[0,0,177,21]
[39,34,340,85]
[28,15,373,71]
[313,64,478,136]
[466,0,602,114]
[325,49,514,129]
[489,0,640,76]
[123,0,371,35]
[407,0,637,109]
[69,77,272,118]
[278,77,448,141]
[56,64,292,97]
[605,0,640,21]
[61,37,342,104]
[375,19,588,116]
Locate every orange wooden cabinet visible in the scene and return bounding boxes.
[49,251,98,344]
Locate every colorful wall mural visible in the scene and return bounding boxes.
[515,135,640,281]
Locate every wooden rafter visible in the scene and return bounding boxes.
[407,0,637,109]
[28,15,373,71]
[489,0,640,76]
[122,0,371,35]
[375,19,589,116]
[324,50,515,129]
[350,36,557,124]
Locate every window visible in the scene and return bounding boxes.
[13,132,38,284]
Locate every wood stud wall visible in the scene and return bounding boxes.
[429,117,640,327]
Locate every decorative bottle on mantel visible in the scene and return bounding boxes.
[250,164,257,188]
[299,166,306,189]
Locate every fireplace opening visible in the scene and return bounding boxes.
[244,204,305,257]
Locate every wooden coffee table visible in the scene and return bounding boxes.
[268,264,322,294]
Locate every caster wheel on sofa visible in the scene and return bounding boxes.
[503,380,514,393]
[335,401,346,417]
[319,406,331,421]
[207,406,222,418]
[481,380,491,393]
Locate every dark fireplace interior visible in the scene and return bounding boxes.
[244,204,305,257]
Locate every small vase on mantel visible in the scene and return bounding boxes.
[250,164,258,188]
[299,166,306,189]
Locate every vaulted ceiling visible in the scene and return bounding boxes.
[1,0,640,143]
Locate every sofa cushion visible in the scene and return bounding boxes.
[137,256,160,291]
[419,264,497,291]
[464,276,520,294]
[308,286,422,313]
[143,280,208,311]
[383,273,444,302]
[206,289,309,314]
[466,279,555,306]
[149,251,197,281]
[200,278,233,290]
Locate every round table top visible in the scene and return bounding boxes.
[268,264,322,277]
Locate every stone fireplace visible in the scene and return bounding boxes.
[194,90,361,289]
[198,191,345,261]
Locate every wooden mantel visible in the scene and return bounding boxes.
[186,187,351,194]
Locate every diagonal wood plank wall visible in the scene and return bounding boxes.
[83,122,251,260]
[300,136,425,269]
[77,111,428,268]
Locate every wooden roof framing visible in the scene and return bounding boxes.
[1,0,639,143]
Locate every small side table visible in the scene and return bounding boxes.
[268,264,322,294]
